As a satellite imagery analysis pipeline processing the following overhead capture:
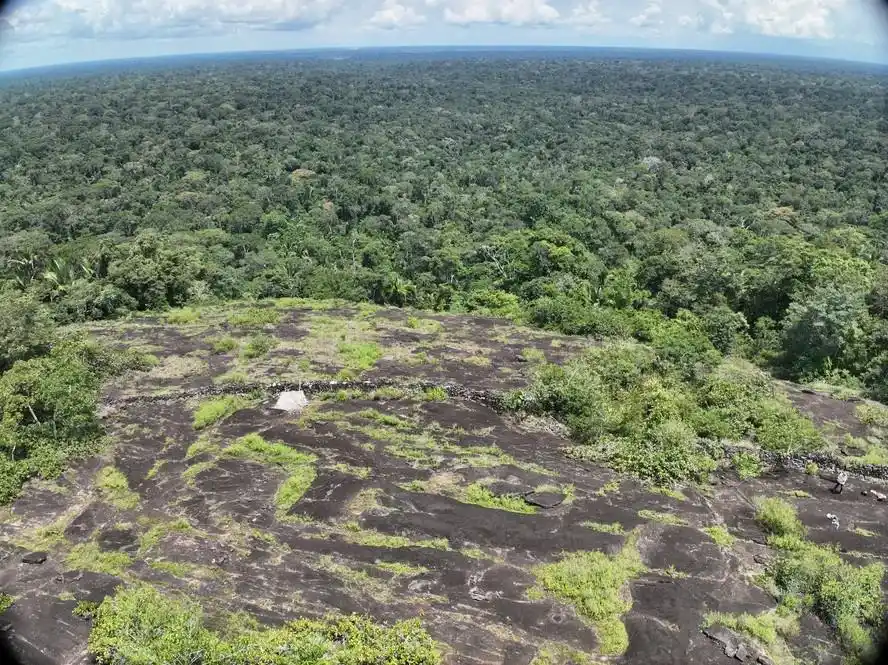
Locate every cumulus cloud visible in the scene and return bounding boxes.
[370,0,426,29]
[5,0,344,40]
[569,1,609,27]
[430,0,560,26]
[0,0,870,44]
[629,1,664,29]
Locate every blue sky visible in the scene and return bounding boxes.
[1,0,886,71]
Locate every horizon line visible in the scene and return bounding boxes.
[2,43,887,78]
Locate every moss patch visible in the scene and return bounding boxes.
[464,483,536,514]
[532,533,646,655]
[703,526,736,548]
[223,433,317,517]
[66,542,132,576]
[193,396,249,430]
[638,510,687,526]
[95,466,139,510]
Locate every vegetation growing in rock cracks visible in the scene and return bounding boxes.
[88,584,441,665]
[532,533,646,656]
[192,396,250,430]
[755,497,885,661]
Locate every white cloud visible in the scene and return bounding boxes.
[740,0,847,39]
[370,0,426,29]
[0,0,874,46]
[6,0,344,40]
[569,1,609,27]
[432,0,560,26]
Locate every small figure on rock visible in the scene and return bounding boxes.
[832,470,849,494]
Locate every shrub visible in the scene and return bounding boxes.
[0,338,146,504]
[241,334,278,360]
[422,386,448,402]
[192,396,249,430]
[703,611,798,648]
[732,452,762,479]
[755,497,806,539]
[754,399,823,453]
[768,538,884,659]
[0,593,13,614]
[805,462,820,476]
[209,336,239,354]
[88,584,441,665]
[856,403,888,428]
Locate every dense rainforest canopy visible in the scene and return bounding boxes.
[0,51,886,399]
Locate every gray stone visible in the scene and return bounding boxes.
[272,390,309,413]
[21,551,47,565]
[523,492,564,509]
[724,644,738,658]
[735,643,748,661]
[757,655,774,665]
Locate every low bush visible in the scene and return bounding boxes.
[523,345,823,485]
[856,403,888,428]
[0,337,149,504]
[89,584,441,665]
[755,497,806,539]
[732,452,762,479]
[241,334,278,360]
[209,336,239,354]
[754,498,885,660]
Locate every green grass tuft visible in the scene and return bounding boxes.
[422,386,449,401]
[73,600,100,619]
[192,396,249,430]
[227,307,280,326]
[703,526,736,548]
[533,534,646,655]
[638,510,687,526]
[0,593,13,614]
[165,307,201,324]
[464,483,536,514]
[337,341,383,376]
[208,336,239,354]
[241,334,278,360]
[66,542,131,576]
[95,467,139,510]
[582,521,625,535]
[223,433,317,516]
